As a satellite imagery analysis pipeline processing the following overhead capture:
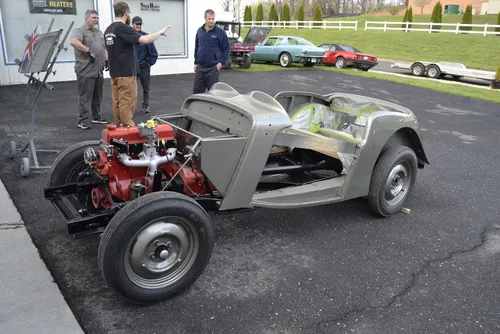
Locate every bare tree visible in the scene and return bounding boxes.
[219,0,242,20]
[414,0,432,14]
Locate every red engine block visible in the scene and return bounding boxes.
[88,124,214,209]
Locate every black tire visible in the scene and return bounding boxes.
[411,63,425,77]
[279,52,292,68]
[240,54,252,69]
[47,140,100,186]
[426,64,441,79]
[368,146,418,217]
[98,191,215,305]
[335,57,346,69]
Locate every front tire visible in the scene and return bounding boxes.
[47,140,100,186]
[368,146,418,217]
[411,63,425,77]
[98,192,215,304]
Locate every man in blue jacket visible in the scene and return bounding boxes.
[133,16,158,113]
[193,9,230,94]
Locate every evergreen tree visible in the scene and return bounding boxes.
[282,3,290,22]
[407,6,413,29]
[248,5,252,21]
[244,6,249,22]
[269,4,278,21]
[313,4,322,27]
[298,3,305,27]
[430,2,443,31]
[460,5,472,31]
[495,12,500,34]
[402,8,409,29]
[256,3,264,22]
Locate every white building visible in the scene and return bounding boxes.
[0,0,229,86]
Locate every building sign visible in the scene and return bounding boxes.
[28,0,77,15]
[140,2,160,12]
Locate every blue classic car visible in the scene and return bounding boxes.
[250,35,326,68]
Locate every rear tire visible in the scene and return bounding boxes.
[335,57,346,69]
[279,52,292,68]
[368,146,418,217]
[240,54,252,69]
[98,191,215,304]
[426,65,441,79]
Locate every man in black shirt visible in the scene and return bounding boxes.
[104,1,170,127]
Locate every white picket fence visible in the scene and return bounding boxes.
[364,21,500,36]
[241,20,358,30]
[240,20,500,36]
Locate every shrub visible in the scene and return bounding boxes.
[313,4,323,27]
[256,3,264,22]
[460,5,472,31]
[297,3,305,26]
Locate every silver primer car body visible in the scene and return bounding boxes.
[153,82,428,211]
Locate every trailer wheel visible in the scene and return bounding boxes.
[98,191,215,304]
[368,146,417,217]
[426,65,441,79]
[47,140,101,186]
[411,63,425,77]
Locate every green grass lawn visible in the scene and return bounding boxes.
[241,18,500,71]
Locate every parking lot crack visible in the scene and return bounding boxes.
[314,225,499,332]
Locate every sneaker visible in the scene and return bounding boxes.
[142,106,150,113]
[78,122,91,130]
[92,117,109,124]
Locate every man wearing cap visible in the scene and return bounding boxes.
[132,16,158,114]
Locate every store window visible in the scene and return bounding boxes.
[0,0,97,63]
[119,0,186,56]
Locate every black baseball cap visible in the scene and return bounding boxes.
[132,16,143,24]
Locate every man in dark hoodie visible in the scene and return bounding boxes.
[193,9,230,94]
[132,16,158,113]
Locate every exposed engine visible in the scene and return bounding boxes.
[82,120,216,211]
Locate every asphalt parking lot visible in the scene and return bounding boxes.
[1,69,500,334]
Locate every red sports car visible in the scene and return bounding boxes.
[319,44,378,71]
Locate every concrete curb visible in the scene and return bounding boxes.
[0,179,84,334]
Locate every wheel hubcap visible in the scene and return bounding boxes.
[336,59,344,68]
[428,68,437,77]
[414,67,422,75]
[125,217,198,289]
[384,162,411,207]
[281,55,289,66]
